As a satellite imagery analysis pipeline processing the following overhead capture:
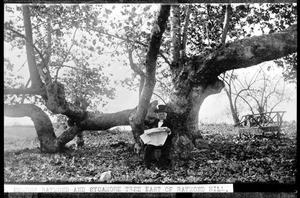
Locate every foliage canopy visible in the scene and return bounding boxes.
[4,4,296,108]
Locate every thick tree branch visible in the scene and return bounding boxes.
[41,81,141,132]
[4,87,46,96]
[71,100,159,131]
[55,125,82,148]
[44,82,85,118]
[79,108,136,130]
[4,104,58,152]
[194,24,297,81]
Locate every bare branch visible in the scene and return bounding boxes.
[152,92,168,105]
[236,94,256,115]
[17,60,28,72]
[223,69,235,89]
[263,76,285,111]
[127,47,146,77]
[233,88,252,111]
[246,93,263,113]
[195,24,297,79]
[248,67,263,86]
[127,45,146,98]
[55,28,78,82]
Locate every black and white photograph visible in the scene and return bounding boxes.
[4,2,297,197]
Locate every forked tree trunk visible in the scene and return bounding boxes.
[165,78,224,158]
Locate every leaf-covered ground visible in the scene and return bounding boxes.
[4,122,296,184]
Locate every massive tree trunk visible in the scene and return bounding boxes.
[166,79,225,158]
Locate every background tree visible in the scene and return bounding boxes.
[217,3,296,125]
[222,65,292,125]
[222,70,241,125]
[241,67,292,114]
[4,4,297,159]
[274,53,297,84]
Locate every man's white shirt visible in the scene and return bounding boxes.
[158,121,164,128]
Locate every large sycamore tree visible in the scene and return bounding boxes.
[4,4,297,158]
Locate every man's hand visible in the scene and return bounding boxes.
[134,142,142,154]
[165,127,171,135]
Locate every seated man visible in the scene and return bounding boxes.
[140,105,172,168]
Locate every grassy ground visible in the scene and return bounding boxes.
[4,122,296,184]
